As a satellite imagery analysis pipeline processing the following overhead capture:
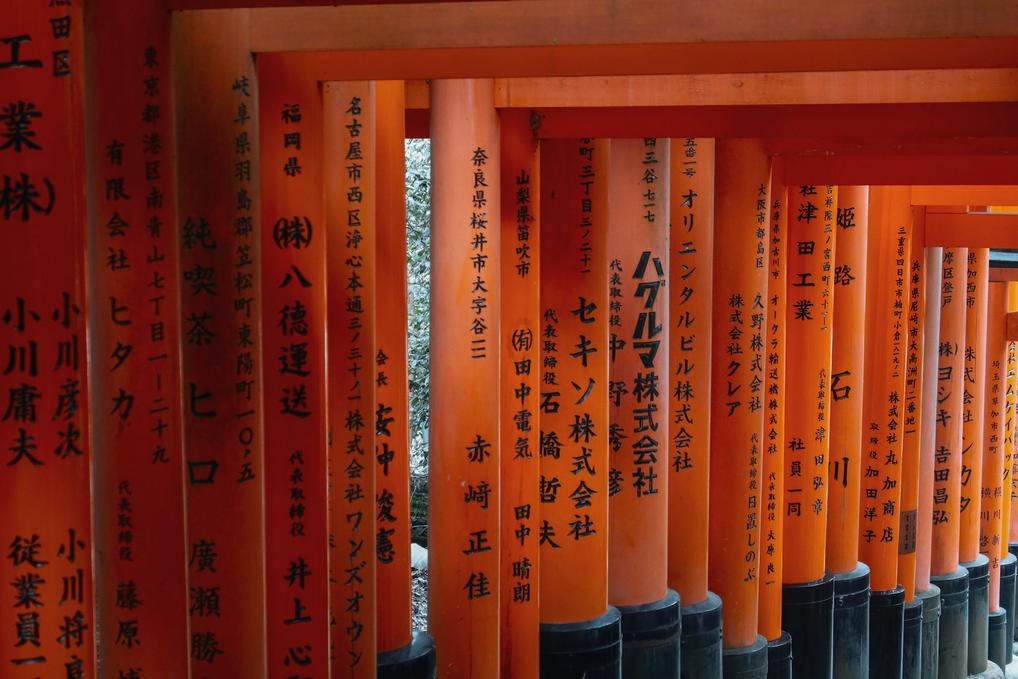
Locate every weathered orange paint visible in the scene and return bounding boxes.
[960,249,989,564]
[1005,283,1018,551]
[607,138,671,608]
[782,184,837,586]
[708,139,770,648]
[499,107,540,679]
[826,186,868,576]
[539,138,610,624]
[981,283,1008,610]
[259,54,329,679]
[668,138,714,608]
[428,79,501,677]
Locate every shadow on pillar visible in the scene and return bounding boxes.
[1003,551,1017,652]
[833,563,870,679]
[903,598,924,679]
[378,630,437,679]
[618,589,681,678]
[722,635,768,679]
[782,575,835,679]
[871,585,906,679]
[990,609,1008,671]
[931,567,968,679]
[681,591,723,679]
[540,606,622,679]
[965,555,991,675]
[918,585,942,679]
[766,632,792,679]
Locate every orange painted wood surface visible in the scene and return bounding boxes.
[87,0,189,674]
[668,138,714,608]
[782,184,837,586]
[981,283,1008,610]
[1006,283,1018,549]
[826,186,868,575]
[538,138,610,624]
[926,213,1018,249]
[428,79,501,678]
[960,249,989,564]
[1,2,94,675]
[258,54,330,679]
[499,107,540,679]
[607,138,671,608]
[708,139,770,648]
[325,80,378,677]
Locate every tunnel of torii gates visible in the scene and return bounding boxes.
[7,2,1018,679]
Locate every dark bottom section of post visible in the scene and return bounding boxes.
[782,575,835,679]
[919,585,942,679]
[1001,551,1016,655]
[990,608,1008,672]
[681,591,723,679]
[378,630,437,679]
[931,567,969,679]
[903,598,924,679]
[870,586,906,679]
[540,606,623,679]
[722,635,768,679]
[618,589,681,679]
[833,563,870,679]
[965,555,991,675]
[766,632,792,679]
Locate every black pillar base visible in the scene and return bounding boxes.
[834,563,870,679]
[990,608,1008,671]
[722,635,768,679]
[618,589,681,679]
[540,606,622,679]
[782,575,835,679]
[931,567,969,679]
[378,630,437,679]
[1000,552,1016,660]
[918,585,941,679]
[681,591,723,679]
[871,586,906,679]
[965,555,991,675]
[903,598,924,679]
[766,632,792,679]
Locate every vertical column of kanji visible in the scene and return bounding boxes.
[760,165,791,673]
[708,139,769,675]
[257,55,328,679]
[86,0,188,674]
[538,139,619,677]
[498,108,539,679]
[857,187,911,676]
[981,285,1007,639]
[606,138,677,674]
[172,11,266,677]
[324,81,377,678]
[0,3,93,677]
[781,184,837,679]
[825,186,870,677]
[669,138,723,676]
[930,245,970,678]
[428,79,501,678]
[1006,282,1018,555]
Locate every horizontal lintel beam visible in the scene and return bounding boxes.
[925,212,1018,248]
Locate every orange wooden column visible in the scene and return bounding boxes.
[325,81,378,677]
[498,108,540,679]
[258,54,329,679]
[981,283,1007,610]
[86,0,188,674]
[173,11,267,677]
[960,249,989,566]
[429,79,501,678]
[759,164,788,645]
[1006,282,1018,552]
[707,139,770,664]
[1,3,94,676]
[826,186,868,575]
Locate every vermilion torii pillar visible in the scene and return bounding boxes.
[499,108,540,679]
[931,245,970,679]
[708,139,770,679]
[607,138,679,676]
[87,0,189,675]
[858,187,910,678]
[429,78,501,678]
[1,3,94,676]
[538,138,619,677]
[781,183,837,679]
[669,138,723,679]
[826,185,870,679]
[259,54,329,679]
[1006,282,1018,649]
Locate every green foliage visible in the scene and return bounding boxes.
[405,138,431,476]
